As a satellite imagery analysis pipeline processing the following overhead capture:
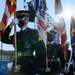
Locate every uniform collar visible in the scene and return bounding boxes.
[22,26,28,31]
[48,41,55,44]
[51,41,55,44]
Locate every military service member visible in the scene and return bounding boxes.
[46,30,65,75]
[1,10,46,75]
[64,42,74,75]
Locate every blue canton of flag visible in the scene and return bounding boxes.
[34,0,39,11]
[38,0,47,30]
[70,16,75,51]
[39,0,45,18]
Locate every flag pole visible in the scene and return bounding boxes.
[14,24,18,71]
[0,40,3,60]
[11,1,18,72]
[0,23,5,60]
[0,30,3,60]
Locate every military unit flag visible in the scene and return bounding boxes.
[54,0,67,55]
[70,15,75,52]
[70,12,75,67]
[58,17,67,55]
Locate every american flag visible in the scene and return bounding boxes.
[0,0,16,38]
[37,0,48,44]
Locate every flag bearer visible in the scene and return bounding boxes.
[1,10,46,75]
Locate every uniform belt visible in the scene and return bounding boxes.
[48,59,58,62]
[18,52,33,57]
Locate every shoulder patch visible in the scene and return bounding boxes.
[38,36,42,41]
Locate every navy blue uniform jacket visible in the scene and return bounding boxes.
[1,26,46,74]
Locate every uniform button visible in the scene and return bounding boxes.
[52,56,54,58]
[31,60,33,62]
[18,40,20,41]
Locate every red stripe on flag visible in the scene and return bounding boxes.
[38,19,46,30]
[0,0,16,38]
[61,31,67,55]
[61,32,67,45]
[0,30,3,36]
[2,13,8,27]
[6,0,16,14]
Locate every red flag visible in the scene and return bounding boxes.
[58,17,67,55]
[54,0,63,14]
[0,0,16,37]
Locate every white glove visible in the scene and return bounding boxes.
[12,18,19,25]
[59,73,64,75]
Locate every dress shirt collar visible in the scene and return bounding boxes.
[22,26,28,31]
[51,41,55,44]
[48,41,55,45]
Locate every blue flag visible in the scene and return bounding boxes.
[70,15,75,51]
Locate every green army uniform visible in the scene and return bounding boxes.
[1,26,46,75]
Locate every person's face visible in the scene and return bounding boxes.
[47,34,55,42]
[18,16,29,28]
[18,16,29,24]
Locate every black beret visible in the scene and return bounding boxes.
[16,10,29,19]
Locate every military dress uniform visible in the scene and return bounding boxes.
[47,42,65,75]
[1,26,46,75]
[46,30,65,75]
[64,43,74,75]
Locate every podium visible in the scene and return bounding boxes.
[0,60,7,75]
